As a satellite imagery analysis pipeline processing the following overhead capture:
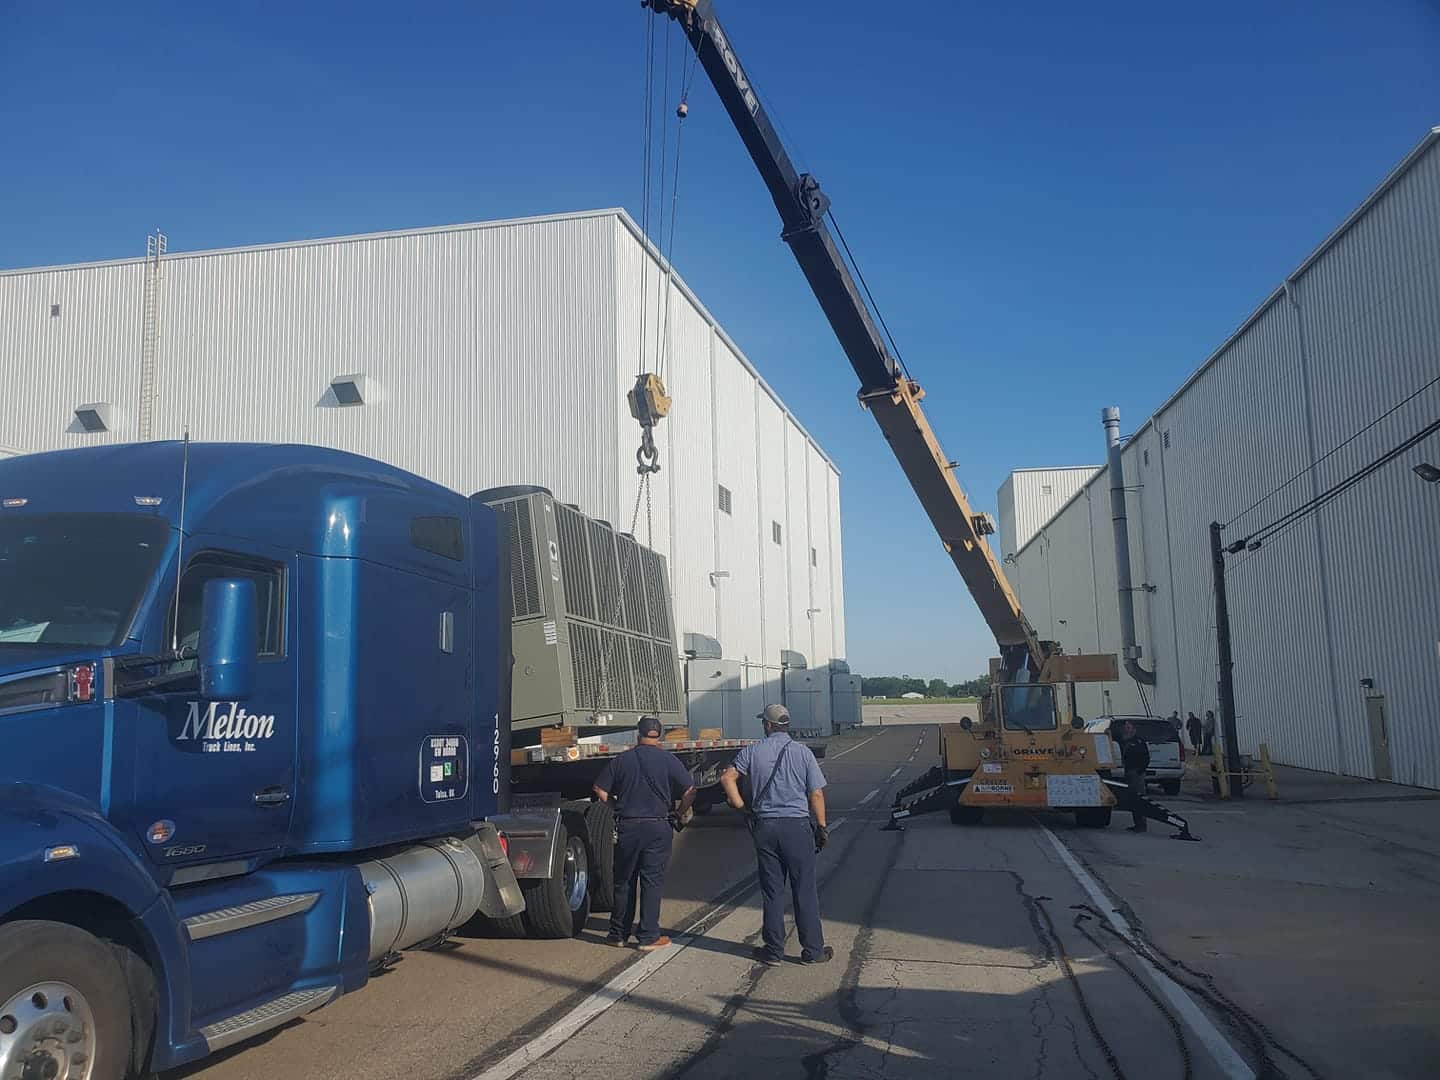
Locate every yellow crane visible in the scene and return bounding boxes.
[643,1,1196,835]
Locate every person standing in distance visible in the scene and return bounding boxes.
[1117,719,1152,833]
[719,704,833,965]
[593,715,696,951]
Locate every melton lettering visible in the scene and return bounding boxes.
[179,701,276,743]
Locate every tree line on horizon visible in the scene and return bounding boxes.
[861,674,992,699]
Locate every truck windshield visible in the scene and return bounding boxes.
[1000,683,1058,732]
[0,513,169,648]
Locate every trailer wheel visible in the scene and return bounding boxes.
[520,819,592,939]
[1161,780,1182,796]
[583,801,616,914]
[0,920,133,1080]
[1075,807,1113,828]
[949,805,984,825]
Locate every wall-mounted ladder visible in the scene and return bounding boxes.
[137,229,167,441]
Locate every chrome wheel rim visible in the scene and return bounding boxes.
[563,836,589,912]
[0,980,96,1080]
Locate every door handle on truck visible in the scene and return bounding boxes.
[253,787,291,807]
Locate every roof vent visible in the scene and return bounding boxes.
[74,402,113,433]
[330,373,368,407]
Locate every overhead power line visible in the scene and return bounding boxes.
[1226,371,1440,528]
[1230,415,1440,555]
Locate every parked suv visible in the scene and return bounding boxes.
[1084,715,1185,796]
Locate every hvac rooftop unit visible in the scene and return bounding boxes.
[475,488,684,738]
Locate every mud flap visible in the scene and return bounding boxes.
[467,823,526,918]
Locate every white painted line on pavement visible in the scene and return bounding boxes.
[827,736,877,759]
[471,938,685,1080]
[1038,824,1255,1080]
[472,877,759,1080]
[474,812,856,1080]
[887,767,903,781]
[858,788,879,806]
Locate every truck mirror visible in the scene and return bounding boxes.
[199,578,258,702]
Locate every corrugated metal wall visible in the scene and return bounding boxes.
[0,208,849,731]
[1006,130,1440,787]
[997,466,1101,557]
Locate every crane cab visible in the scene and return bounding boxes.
[938,665,1119,826]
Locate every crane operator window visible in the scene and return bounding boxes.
[1000,684,1058,732]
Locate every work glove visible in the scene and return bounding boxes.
[813,824,829,852]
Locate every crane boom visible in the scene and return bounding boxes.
[644,0,1046,673]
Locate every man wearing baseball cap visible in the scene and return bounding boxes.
[719,703,833,965]
[593,715,696,950]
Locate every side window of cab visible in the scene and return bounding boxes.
[169,554,286,669]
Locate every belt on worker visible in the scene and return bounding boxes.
[618,815,670,822]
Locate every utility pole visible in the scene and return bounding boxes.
[1209,522,1245,798]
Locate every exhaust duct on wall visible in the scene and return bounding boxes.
[1101,406,1156,685]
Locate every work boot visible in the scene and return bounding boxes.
[1126,824,1146,833]
[801,945,835,965]
[753,946,783,966]
[637,936,672,952]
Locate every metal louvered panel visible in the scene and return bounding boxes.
[497,502,542,619]
[615,534,651,636]
[588,519,624,629]
[556,504,596,622]
[653,640,680,713]
[569,621,601,710]
[598,628,635,711]
[641,548,672,642]
[629,636,659,713]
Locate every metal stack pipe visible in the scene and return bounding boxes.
[1101,406,1156,685]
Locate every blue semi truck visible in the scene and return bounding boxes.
[0,441,759,1080]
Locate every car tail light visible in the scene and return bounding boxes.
[497,832,509,857]
[1179,744,1187,762]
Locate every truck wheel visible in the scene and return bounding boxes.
[949,805,984,826]
[521,820,592,939]
[0,920,133,1080]
[583,801,616,914]
[1075,808,1113,828]
[1162,780,1182,796]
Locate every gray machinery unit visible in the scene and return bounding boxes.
[683,633,745,739]
[780,650,830,737]
[829,660,862,732]
[477,487,685,737]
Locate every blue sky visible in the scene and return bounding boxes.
[3,1,1438,680]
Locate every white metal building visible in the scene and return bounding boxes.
[0,208,851,737]
[997,466,1101,559]
[1002,127,1440,789]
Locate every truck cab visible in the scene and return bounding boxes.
[0,442,527,1078]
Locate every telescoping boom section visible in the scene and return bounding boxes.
[644,0,1045,675]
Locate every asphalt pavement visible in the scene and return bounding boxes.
[168,726,1435,1080]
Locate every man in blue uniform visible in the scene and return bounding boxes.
[719,704,833,965]
[593,715,696,950]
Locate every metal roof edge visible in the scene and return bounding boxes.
[1009,125,1440,562]
[0,208,632,278]
[1005,465,1104,475]
[1009,462,1113,561]
[1149,125,1439,425]
[609,210,842,477]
